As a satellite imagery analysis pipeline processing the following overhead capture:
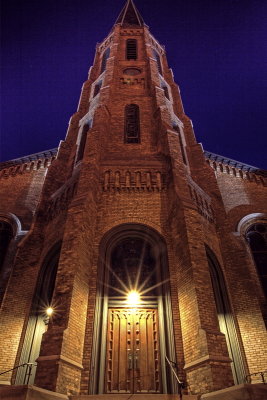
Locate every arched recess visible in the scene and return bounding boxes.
[89,223,177,395]
[206,246,246,384]
[0,212,27,305]
[237,213,267,326]
[15,241,62,385]
[238,214,267,299]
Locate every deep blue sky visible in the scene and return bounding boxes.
[1,0,267,168]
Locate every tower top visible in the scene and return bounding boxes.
[115,0,144,27]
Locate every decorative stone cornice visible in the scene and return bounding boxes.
[0,148,58,178]
[204,150,267,178]
[0,148,58,171]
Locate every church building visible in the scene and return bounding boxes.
[0,1,266,399]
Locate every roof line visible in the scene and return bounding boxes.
[204,150,267,176]
[0,148,58,170]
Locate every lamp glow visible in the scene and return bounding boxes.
[126,291,141,306]
[46,307,54,317]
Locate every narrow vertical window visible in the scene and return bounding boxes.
[178,133,187,165]
[77,124,90,163]
[125,104,140,143]
[162,84,170,100]
[153,49,163,75]
[173,124,187,165]
[126,39,137,60]
[93,81,102,97]
[100,47,110,74]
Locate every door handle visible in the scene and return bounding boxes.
[134,350,139,370]
[128,350,133,370]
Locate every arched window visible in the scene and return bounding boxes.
[124,104,140,143]
[153,49,163,75]
[16,242,62,385]
[206,246,245,384]
[0,221,13,271]
[126,39,137,60]
[76,123,90,163]
[245,223,267,298]
[100,47,110,74]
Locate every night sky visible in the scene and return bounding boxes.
[1,0,267,169]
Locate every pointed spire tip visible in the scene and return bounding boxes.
[115,0,144,27]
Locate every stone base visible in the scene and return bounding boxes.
[0,385,68,400]
[201,383,267,400]
[0,386,200,400]
[1,385,265,400]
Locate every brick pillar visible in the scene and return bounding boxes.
[34,202,93,395]
[177,210,234,395]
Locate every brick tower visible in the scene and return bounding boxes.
[0,1,267,399]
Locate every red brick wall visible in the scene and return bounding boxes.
[0,17,266,399]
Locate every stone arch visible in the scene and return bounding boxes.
[205,245,247,384]
[0,211,23,237]
[237,213,267,235]
[89,223,177,395]
[15,241,62,385]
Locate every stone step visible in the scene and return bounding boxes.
[70,395,199,400]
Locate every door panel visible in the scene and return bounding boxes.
[106,309,161,394]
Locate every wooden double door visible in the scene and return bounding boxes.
[105,308,161,394]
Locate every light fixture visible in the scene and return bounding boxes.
[46,307,54,317]
[126,290,141,307]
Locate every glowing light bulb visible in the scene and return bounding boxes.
[46,307,54,317]
[127,291,140,306]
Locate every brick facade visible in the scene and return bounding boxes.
[0,1,266,398]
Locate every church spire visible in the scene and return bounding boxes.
[115,0,144,27]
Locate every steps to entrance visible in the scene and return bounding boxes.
[70,395,200,400]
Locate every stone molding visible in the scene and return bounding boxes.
[184,355,232,371]
[0,385,68,399]
[36,355,83,370]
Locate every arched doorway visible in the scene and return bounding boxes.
[206,246,246,384]
[15,242,62,385]
[90,224,176,394]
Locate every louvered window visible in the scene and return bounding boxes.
[125,104,140,143]
[100,48,110,74]
[153,49,163,75]
[126,39,137,60]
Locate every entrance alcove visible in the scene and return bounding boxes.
[89,223,177,395]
